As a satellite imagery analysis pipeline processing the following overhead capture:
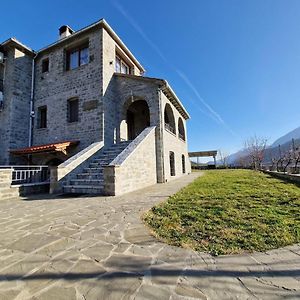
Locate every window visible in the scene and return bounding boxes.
[182,155,186,174]
[170,151,175,176]
[164,103,176,134]
[42,58,49,73]
[38,106,47,128]
[66,44,89,70]
[67,98,79,123]
[178,117,186,141]
[115,55,131,74]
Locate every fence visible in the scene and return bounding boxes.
[0,166,49,185]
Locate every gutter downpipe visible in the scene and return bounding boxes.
[29,55,36,148]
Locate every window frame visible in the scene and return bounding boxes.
[115,54,131,74]
[182,154,186,174]
[38,106,47,129]
[41,58,49,73]
[170,151,176,177]
[67,98,79,123]
[66,43,89,71]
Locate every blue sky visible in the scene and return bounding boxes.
[1,0,300,156]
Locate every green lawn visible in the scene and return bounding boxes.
[143,170,300,255]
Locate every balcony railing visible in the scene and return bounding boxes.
[164,123,176,135]
[0,166,49,185]
[179,133,185,141]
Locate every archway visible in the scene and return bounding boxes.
[126,100,150,140]
[164,103,176,134]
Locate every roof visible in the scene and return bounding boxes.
[114,73,190,120]
[37,19,145,73]
[189,150,218,157]
[10,141,79,155]
[0,38,35,56]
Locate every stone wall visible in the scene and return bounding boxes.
[33,28,104,155]
[0,169,19,200]
[103,127,157,195]
[0,46,33,165]
[160,91,191,182]
[264,170,300,184]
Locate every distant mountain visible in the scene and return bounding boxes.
[271,126,300,147]
[212,126,300,166]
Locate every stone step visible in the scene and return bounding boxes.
[63,185,103,194]
[77,173,103,180]
[83,167,103,173]
[89,161,110,167]
[70,179,103,186]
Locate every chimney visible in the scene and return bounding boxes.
[59,25,74,40]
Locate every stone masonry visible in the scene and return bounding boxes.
[0,41,34,165]
[0,19,192,196]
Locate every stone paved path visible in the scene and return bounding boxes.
[0,172,299,300]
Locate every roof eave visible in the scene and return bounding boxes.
[161,80,190,120]
[0,38,35,56]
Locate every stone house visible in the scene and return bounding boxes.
[0,19,191,196]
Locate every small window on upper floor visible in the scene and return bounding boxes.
[67,98,79,123]
[115,55,131,74]
[66,44,89,70]
[42,58,49,73]
[38,106,47,129]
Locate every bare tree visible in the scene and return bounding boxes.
[244,135,268,170]
[218,149,230,168]
[282,149,293,173]
[292,139,300,174]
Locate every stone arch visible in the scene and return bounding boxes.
[164,103,176,134]
[120,98,150,141]
[178,117,185,141]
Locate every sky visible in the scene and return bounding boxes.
[1,0,300,157]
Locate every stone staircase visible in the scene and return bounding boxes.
[63,141,131,194]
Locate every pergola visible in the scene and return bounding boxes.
[188,150,218,168]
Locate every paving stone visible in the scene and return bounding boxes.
[175,279,207,299]
[7,233,59,253]
[134,284,171,300]
[31,286,76,300]
[76,272,143,300]
[0,173,298,299]
[82,244,114,262]
[124,227,156,245]
[104,254,152,273]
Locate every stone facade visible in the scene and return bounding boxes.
[0,19,191,195]
[0,42,34,165]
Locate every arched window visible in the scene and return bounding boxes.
[182,154,186,174]
[169,151,175,176]
[178,117,185,141]
[164,104,176,134]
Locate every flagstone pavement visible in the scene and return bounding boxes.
[0,172,299,300]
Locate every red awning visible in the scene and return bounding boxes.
[10,141,79,155]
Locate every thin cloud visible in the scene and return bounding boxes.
[112,0,237,137]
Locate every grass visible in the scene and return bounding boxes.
[143,170,300,256]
